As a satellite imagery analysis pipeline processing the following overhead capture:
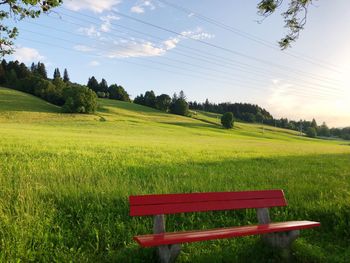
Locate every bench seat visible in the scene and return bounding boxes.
[134,220,320,247]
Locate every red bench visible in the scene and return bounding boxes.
[130,189,320,263]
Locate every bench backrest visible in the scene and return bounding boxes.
[129,189,287,216]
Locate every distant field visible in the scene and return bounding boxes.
[0,87,349,262]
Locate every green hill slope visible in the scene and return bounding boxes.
[0,87,349,262]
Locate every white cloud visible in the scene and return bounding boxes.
[78,25,101,37]
[100,15,120,32]
[13,47,45,63]
[130,0,155,14]
[163,37,179,50]
[74,45,95,52]
[89,60,100,66]
[64,0,121,13]
[181,28,215,40]
[106,40,165,58]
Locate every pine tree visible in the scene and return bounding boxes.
[53,68,61,80]
[30,62,36,73]
[37,62,47,79]
[87,76,99,92]
[99,78,108,93]
[63,68,69,82]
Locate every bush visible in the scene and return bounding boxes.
[306,127,317,138]
[221,112,234,129]
[63,85,97,113]
[108,84,130,101]
[170,98,189,116]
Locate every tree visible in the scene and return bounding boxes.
[144,90,156,107]
[257,0,314,49]
[318,122,330,137]
[133,94,145,105]
[108,84,130,101]
[87,76,99,92]
[170,97,189,116]
[0,0,62,56]
[306,127,317,138]
[63,68,69,82]
[311,118,317,129]
[63,85,97,113]
[99,78,108,93]
[221,112,234,129]
[155,94,171,111]
[36,62,47,79]
[53,68,61,80]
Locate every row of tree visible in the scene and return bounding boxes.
[189,100,273,123]
[0,60,97,113]
[87,76,130,102]
[134,90,189,116]
[190,99,349,140]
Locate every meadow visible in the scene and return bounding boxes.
[0,87,349,262]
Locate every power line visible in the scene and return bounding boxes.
[17,35,336,101]
[157,0,343,73]
[52,9,345,95]
[107,8,344,86]
[29,14,344,97]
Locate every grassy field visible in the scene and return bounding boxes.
[0,87,349,262]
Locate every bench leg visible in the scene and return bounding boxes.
[154,215,181,263]
[262,230,300,249]
[156,244,181,263]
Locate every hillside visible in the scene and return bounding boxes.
[0,87,350,262]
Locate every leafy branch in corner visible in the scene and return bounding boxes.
[0,0,62,57]
[257,0,315,49]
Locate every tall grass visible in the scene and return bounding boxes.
[0,87,349,262]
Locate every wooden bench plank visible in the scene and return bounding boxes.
[134,221,320,247]
[130,189,285,206]
[130,197,286,216]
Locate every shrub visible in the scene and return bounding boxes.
[63,85,97,113]
[221,112,234,129]
[306,127,317,138]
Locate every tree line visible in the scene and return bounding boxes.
[0,59,97,113]
[189,99,350,140]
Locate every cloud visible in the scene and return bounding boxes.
[74,45,95,52]
[130,0,155,14]
[89,60,100,66]
[181,28,215,40]
[13,47,45,63]
[106,40,165,58]
[64,0,121,13]
[78,25,101,37]
[163,37,179,50]
[100,15,120,32]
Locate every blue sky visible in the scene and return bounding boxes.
[6,0,350,127]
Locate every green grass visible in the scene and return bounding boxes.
[0,87,349,262]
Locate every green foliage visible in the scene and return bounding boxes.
[87,76,99,93]
[63,68,69,82]
[63,85,97,113]
[318,122,330,137]
[306,127,317,138]
[108,84,130,102]
[53,68,61,80]
[170,98,189,116]
[155,94,171,111]
[0,0,62,56]
[257,0,314,49]
[221,112,234,128]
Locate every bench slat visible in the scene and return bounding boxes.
[134,221,320,247]
[130,189,284,206]
[130,197,286,216]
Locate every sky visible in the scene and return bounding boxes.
[5,0,350,127]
